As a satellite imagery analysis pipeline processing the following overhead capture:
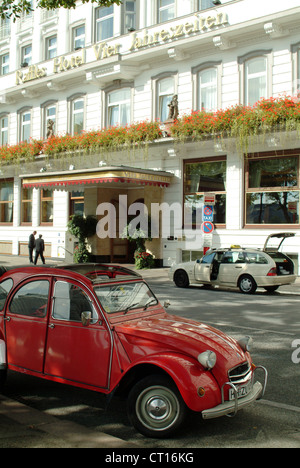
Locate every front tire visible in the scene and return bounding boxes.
[238,275,257,294]
[174,270,189,288]
[127,375,187,438]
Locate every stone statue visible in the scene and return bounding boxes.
[46,119,55,138]
[167,95,179,121]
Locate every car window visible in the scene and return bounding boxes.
[222,252,246,263]
[0,278,13,311]
[246,252,268,264]
[94,281,158,314]
[201,252,216,264]
[9,280,49,317]
[52,280,98,323]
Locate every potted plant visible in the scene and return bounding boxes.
[67,214,97,263]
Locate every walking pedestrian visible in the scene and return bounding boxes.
[28,230,37,263]
[34,234,45,265]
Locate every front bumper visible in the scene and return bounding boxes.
[202,365,267,420]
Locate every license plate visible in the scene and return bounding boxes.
[229,381,252,400]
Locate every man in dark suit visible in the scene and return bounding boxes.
[28,230,37,263]
[34,234,45,265]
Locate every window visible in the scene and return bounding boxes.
[46,35,57,59]
[124,0,136,32]
[70,191,84,217]
[0,180,13,224]
[0,53,9,75]
[198,0,215,10]
[21,187,33,224]
[41,189,53,224]
[9,280,49,317]
[0,16,10,40]
[245,57,267,106]
[70,97,84,135]
[0,278,13,311]
[73,25,85,50]
[96,6,114,41]
[157,76,175,122]
[184,158,226,226]
[245,154,300,225]
[0,115,8,146]
[197,68,217,112]
[52,281,98,323]
[107,88,131,127]
[21,44,32,66]
[20,110,31,142]
[158,0,175,23]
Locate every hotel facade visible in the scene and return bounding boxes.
[0,0,300,271]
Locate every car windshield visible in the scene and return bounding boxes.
[93,281,158,314]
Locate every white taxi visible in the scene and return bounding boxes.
[169,233,296,294]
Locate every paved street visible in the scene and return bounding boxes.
[1,256,300,448]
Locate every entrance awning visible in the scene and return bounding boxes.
[21,165,173,190]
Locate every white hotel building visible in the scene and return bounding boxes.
[0,0,300,270]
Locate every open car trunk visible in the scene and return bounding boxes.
[264,233,295,276]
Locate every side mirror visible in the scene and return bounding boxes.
[164,300,171,309]
[81,311,92,326]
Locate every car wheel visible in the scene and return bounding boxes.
[264,286,279,293]
[174,270,189,288]
[127,375,187,438]
[238,275,257,294]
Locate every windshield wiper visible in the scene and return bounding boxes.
[143,298,157,310]
[123,302,140,315]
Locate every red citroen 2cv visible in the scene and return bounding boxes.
[0,264,267,437]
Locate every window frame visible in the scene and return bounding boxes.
[72,24,86,51]
[107,87,132,127]
[40,188,53,225]
[95,5,114,42]
[192,61,221,112]
[21,44,32,67]
[244,151,300,228]
[123,0,137,33]
[291,42,300,95]
[0,53,9,75]
[183,156,227,229]
[238,49,272,106]
[21,186,33,225]
[18,108,32,143]
[158,0,175,23]
[0,179,14,225]
[0,114,8,146]
[68,94,85,136]
[41,100,57,139]
[45,35,57,59]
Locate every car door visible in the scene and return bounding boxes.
[44,279,112,389]
[4,278,50,373]
[218,251,247,284]
[194,252,216,283]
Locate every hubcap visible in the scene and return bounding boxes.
[136,386,179,431]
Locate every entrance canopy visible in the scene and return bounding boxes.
[21,165,173,190]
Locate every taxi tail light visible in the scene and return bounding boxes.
[267,267,277,276]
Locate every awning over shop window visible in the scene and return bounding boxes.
[21,165,173,190]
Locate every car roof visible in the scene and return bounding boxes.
[0,263,142,285]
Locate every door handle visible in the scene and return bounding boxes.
[4,316,10,321]
[49,324,55,329]
[235,266,242,268]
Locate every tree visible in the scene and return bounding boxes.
[0,0,122,21]
[67,214,97,263]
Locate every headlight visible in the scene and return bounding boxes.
[238,336,253,352]
[198,350,217,370]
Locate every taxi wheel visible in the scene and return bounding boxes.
[127,375,187,438]
[238,275,257,294]
[174,270,189,288]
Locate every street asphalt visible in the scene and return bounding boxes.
[0,254,299,448]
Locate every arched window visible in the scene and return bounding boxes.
[107,88,131,127]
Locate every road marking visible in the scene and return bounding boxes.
[258,399,300,414]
